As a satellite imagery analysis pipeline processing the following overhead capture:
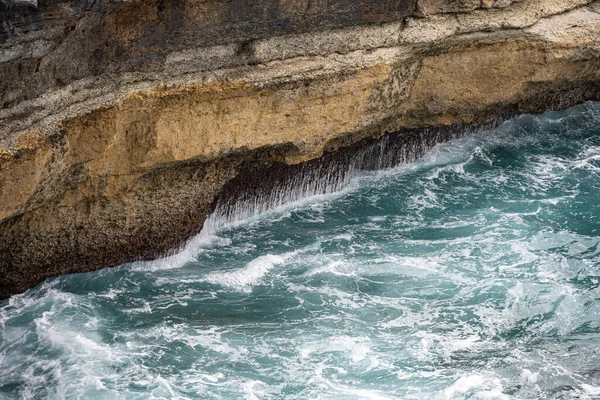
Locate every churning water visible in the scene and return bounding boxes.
[3,103,600,399]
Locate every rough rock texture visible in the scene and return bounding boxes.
[1,0,600,298]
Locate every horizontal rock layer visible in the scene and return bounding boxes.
[1,0,600,298]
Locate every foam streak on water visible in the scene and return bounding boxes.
[2,103,600,399]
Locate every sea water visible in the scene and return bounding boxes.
[2,103,600,399]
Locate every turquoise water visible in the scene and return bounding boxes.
[3,103,600,399]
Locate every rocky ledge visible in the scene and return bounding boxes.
[1,0,600,298]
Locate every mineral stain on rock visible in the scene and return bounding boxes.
[1,0,600,298]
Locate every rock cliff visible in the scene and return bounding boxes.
[1,0,600,298]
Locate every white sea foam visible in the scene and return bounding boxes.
[129,229,230,272]
[204,254,286,291]
[572,145,600,172]
[300,336,373,364]
[579,384,600,400]
[442,374,509,400]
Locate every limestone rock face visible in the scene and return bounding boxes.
[0,0,418,109]
[1,0,600,298]
[418,0,521,15]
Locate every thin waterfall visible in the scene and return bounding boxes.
[205,119,504,232]
[135,118,505,271]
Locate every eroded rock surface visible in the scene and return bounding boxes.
[1,0,600,298]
